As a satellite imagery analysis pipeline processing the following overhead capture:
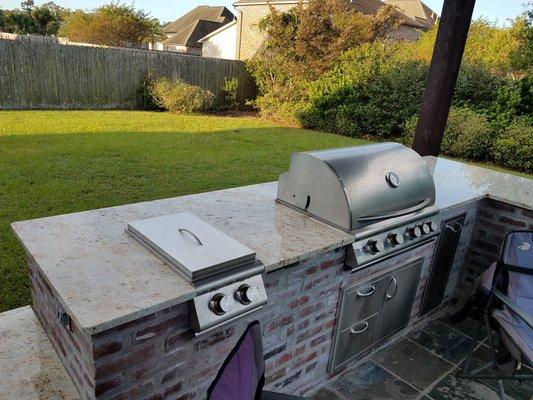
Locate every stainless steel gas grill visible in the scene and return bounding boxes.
[277,142,441,270]
[126,212,267,334]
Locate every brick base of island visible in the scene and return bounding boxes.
[10,157,532,400]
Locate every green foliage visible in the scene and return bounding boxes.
[403,108,495,161]
[0,1,65,35]
[299,43,427,138]
[132,70,162,111]
[493,117,533,171]
[414,19,523,75]
[248,0,401,120]
[452,64,504,110]
[222,78,240,110]
[60,3,160,47]
[509,6,533,74]
[151,78,215,114]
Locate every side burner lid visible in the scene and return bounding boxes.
[127,212,256,283]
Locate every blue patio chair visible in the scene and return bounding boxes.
[208,321,308,400]
[459,231,533,399]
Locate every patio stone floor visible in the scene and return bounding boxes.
[311,317,532,400]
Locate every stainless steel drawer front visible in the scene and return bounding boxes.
[127,212,256,281]
[340,279,385,330]
[331,314,378,370]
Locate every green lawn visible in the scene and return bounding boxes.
[0,110,368,312]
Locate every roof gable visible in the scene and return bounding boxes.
[163,6,234,35]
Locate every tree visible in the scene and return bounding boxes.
[248,0,401,122]
[60,3,160,47]
[20,0,34,12]
[0,2,64,35]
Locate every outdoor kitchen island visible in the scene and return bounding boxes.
[7,155,533,400]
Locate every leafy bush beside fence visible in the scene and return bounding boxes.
[151,78,215,114]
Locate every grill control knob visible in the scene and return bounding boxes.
[406,226,422,240]
[236,284,260,305]
[419,223,431,235]
[365,240,385,255]
[209,293,233,315]
[388,233,404,247]
[427,221,437,232]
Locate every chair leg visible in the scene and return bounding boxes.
[497,379,505,400]
[459,314,486,376]
[484,313,508,400]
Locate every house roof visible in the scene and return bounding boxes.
[163,6,235,35]
[384,0,438,29]
[198,20,238,43]
[163,20,227,48]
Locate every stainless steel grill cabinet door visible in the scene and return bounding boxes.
[376,259,423,341]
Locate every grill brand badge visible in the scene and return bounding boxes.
[386,171,401,188]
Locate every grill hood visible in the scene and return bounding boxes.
[276,143,436,233]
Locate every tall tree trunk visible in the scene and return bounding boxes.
[412,0,476,156]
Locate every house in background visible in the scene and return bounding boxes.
[200,0,437,60]
[150,6,235,55]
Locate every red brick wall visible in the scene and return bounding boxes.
[32,243,439,399]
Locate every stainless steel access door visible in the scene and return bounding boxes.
[376,259,423,341]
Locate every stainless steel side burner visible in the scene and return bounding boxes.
[127,212,267,334]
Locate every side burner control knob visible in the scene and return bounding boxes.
[406,226,422,240]
[365,240,385,255]
[419,223,431,235]
[236,284,260,305]
[388,233,404,247]
[209,293,233,315]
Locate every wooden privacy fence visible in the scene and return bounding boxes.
[0,39,257,109]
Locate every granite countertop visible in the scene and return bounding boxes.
[426,157,532,210]
[12,182,354,335]
[0,306,79,399]
[11,157,532,336]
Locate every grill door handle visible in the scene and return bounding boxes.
[386,277,398,300]
[445,221,463,233]
[356,286,376,297]
[350,321,369,335]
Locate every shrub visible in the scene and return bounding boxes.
[132,70,162,111]
[222,77,240,110]
[151,78,214,114]
[452,63,504,110]
[493,117,533,172]
[403,107,494,160]
[299,43,428,138]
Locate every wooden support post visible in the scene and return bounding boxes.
[412,0,476,157]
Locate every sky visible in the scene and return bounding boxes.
[0,0,528,25]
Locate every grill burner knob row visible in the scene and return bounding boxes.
[236,284,260,305]
[365,240,385,255]
[419,223,431,235]
[406,226,422,240]
[209,293,233,315]
[388,233,405,247]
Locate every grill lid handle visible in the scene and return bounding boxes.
[358,198,431,223]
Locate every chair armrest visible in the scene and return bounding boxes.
[493,289,533,329]
[260,390,309,400]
